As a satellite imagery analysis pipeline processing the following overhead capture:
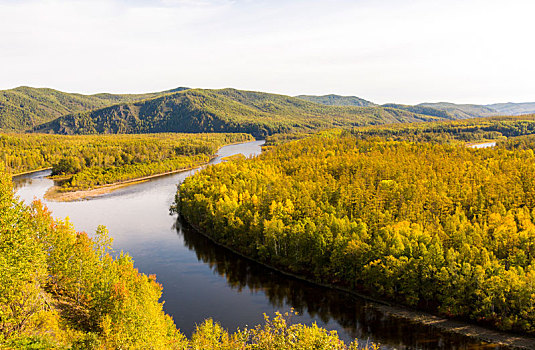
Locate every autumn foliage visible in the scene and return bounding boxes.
[177,130,535,334]
[1,164,372,349]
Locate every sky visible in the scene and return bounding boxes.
[0,0,533,105]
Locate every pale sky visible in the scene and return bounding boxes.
[0,0,533,105]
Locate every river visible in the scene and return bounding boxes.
[13,140,508,349]
[470,142,497,149]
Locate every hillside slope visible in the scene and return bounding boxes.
[0,86,188,131]
[381,103,458,120]
[416,102,497,119]
[35,88,442,138]
[487,102,535,116]
[295,94,375,107]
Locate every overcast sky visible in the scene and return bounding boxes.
[0,0,533,104]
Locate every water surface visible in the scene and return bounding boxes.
[470,142,497,148]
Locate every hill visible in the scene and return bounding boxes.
[416,102,497,119]
[305,96,535,119]
[295,94,375,107]
[486,102,535,116]
[381,103,458,120]
[34,88,443,138]
[0,86,189,131]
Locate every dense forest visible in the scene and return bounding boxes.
[0,166,375,349]
[295,94,376,107]
[416,102,535,119]
[264,115,535,147]
[176,129,535,334]
[0,86,188,131]
[33,88,444,138]
[351,114,535,143]
[2,132,253,191]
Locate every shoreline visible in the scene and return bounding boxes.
[44,163,206,202]
[12,167,53,178]
[34,139,261,202]
[178,215,535,349]
[11,138,261,200]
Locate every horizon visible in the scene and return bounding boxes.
[1,0,534,105]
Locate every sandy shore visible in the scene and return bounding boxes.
[44,164,202,202]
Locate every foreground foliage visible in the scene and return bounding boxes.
[177,130,535,334]
[1,167,182,348]
[2,132,253,190]
[1,167,372,349]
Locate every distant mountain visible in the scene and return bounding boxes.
[11,85,531,137]
[0,86,189,131]
[416,102,497,119]
[34,88,441,138]
[381,104,457,120]
[486,102,535,116]
[295,94,375,107]
[300,96,535,119]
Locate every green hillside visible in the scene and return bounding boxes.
[0,86,188,131]
[381,103,457,120]
[396,102,535,119]
[35,88,442,138]
[295,94,375,107]
[416,102,497,119]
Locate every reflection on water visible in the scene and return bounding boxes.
[11,141,509,349]
[177,219,506,349]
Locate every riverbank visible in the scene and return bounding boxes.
[179,215,535,350]
[42,139,260,202]
[44,163,205,202]
[12,167,53,178]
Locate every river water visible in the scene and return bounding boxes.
[470,142,497,149]
[13,140,507,349]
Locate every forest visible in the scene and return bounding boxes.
[351,114,535,144]
[176,129,535,334]
[1,165,375,349]
[1,132,253,191]
[0,86,189,131]
[33,88,443,138]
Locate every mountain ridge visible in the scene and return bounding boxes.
[34,88,442,138]
[4,85,535,136]
[0,86,189,131]
[295,94,375,107]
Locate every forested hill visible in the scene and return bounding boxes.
[296,96,535,119]
[295,94,376,107]
[488,102,535,116]
[381,103,458,120]
[409,102,535,119]
[416,102,498,119]
[34,88,444,138]
[415,101,535,119]
[0,86,189,131]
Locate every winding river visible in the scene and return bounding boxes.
[13,140,508,349]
